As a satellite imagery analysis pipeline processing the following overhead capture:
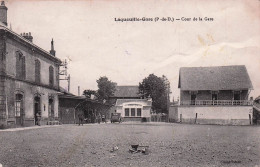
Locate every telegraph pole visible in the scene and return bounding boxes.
[59,59,70,92]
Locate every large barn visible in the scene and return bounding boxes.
[177,65,253,125]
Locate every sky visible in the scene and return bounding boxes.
[5,0,260,100]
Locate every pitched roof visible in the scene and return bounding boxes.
[116,99,152,106]
[0,22,61,63]
[178,65,253,91]
[113,86,140,98]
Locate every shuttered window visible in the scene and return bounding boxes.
[16,51,26,80]
[35,59,41,83]
[49,66,54,86]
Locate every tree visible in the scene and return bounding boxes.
[139,74,170,113]
[96,76,117,103]
[83,89,97,99]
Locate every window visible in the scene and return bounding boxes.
[125,108,129,117]
[212,91,218,100]
[234,91,241,100]
[15,94,23,117]
[16,51,26,80]
[137,108,141,117]
[35,59,41,83]
[49,66,54,86]
[131,108,135,117]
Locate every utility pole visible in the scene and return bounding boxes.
[67,74,70,93]
[59,59,70,92]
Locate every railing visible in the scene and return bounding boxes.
[180,100,253,106]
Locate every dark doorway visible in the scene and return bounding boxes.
[234,91,241,105]
[15,94,24,126]
[234,93,241,100]
[48,98,54,121]
[34,96,41,125]
[191,94,196,105]
[212,93,218,105]
[212,94,218,100]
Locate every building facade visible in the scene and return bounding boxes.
[0,2,62,128]
[109,86,152,122]
[177,65,253,125]
[59,93,110,124]
[115,99,152,122]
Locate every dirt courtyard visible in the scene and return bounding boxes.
[0,122,259,167]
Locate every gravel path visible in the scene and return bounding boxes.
[0,122,259,167]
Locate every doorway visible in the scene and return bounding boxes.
[34,96,41,125]
[15,94,24,126]
[191,94,196,105]
[234,91,241,105]
[48,98,54,121]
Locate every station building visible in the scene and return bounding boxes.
[0,1,62,128]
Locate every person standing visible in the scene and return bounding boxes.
[78,113,84,126]
[36,112,41,126]
[97,113,101,124]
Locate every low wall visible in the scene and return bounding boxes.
[123,117,150,122]
[178,106,253,125]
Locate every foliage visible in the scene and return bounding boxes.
[96,76,117,102]
[83,89,97,99]
[82,76,116,104]
[139,74,170,113]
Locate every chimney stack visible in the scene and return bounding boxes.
[22,32,33,42]
[50,38,56,56]
[0,1,8,26]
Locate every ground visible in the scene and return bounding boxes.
[0,123,259,167]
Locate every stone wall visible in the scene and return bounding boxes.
[5,38,59,89]
[5,78,59,127]
[0,32,6,127]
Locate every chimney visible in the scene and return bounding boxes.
[0,1,8,26]
[50,38,56,56]
[22,32,33,42]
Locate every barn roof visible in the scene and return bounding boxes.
[178,65,253,91]
[113,86,140,98]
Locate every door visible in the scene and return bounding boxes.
[234,91,241,105]
[49,98,54,121]
[212,93,218,105]
[15,94,24,126]
[34,96,41,125]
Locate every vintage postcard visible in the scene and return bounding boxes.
[0,0,259,166]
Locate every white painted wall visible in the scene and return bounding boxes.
[179,106,253,120]
[116,103,151,118]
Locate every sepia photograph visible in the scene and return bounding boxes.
[0,0,259,166]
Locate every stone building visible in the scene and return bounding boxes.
[0,1,62,128]
[177,65,253,125]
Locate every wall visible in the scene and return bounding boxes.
[0,32,6,127]
[5,78,59,127]
[169,105,178,122]
[116,104,151,121]
[1,35,60,127]
[178,106,253,125]
[5,38,59,89]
